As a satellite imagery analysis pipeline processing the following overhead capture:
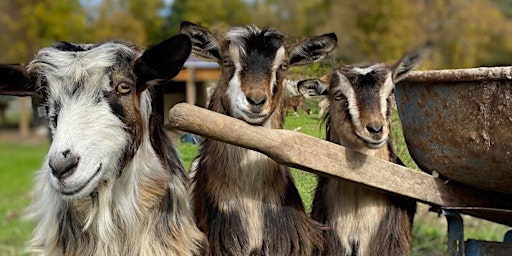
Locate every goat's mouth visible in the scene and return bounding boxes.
[355,133,388,149]
[365,139,387,149]
[54,163,103,198]
[238,110,270,125]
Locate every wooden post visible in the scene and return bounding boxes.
[185,68,197,105]
[19,97,30,138]
[168,103,512,226]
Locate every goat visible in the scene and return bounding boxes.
[180,21,337,256]
[297,49,427,256]
[284,94,311,116]
[0,35,206,256]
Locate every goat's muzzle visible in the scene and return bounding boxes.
[49,150,79,180]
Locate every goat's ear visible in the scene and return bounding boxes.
[134,34,192,91]
[392,44,431,82]
[0,64,36,96]
[179,21,221,62]
[297,79,329,97]
[289,33,337,66]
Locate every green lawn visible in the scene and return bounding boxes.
[0,99,509,255]
[0,141,48,256]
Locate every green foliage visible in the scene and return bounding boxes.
[288,61,335,80]
[2,0,512,69]
[325,0,419,64]
[0,0,87,62]
[166,0,251,36]
[128,0,166,43]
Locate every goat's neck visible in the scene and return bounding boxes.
[324,120,394,256]
[199,104,286,197]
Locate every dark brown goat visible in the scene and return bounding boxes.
[298,49,427,256]
[180,21,337,256]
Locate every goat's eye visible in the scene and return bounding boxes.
[333,91,344,101]
[117,82,132,94]
[280,62,289,71]
[222,57,233,67]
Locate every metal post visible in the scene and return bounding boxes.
[503,230,512,243]
[443,209,465,256]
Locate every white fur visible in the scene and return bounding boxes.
[26,43,204,255]
[335,70,362,129]
[352,66,375,76]
[324,180,388,256]
[379,73,394,118]
[271,47,286,93]
[227,45,255,122]
[226,26,262,58]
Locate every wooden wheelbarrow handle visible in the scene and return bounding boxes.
[169,103,512,225]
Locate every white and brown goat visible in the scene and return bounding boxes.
[180,21,337,255]
[0,35,206,255]
[298,49,427,256]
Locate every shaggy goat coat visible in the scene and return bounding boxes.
[298,48,427,256]
[0,35,206,256]
[180,21,337,256]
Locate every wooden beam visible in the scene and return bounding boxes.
[168,103,512,225]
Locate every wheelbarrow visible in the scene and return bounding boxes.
[395,66,512,255]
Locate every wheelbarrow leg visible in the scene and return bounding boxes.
[504,230,512,242]
[443,209,465,256]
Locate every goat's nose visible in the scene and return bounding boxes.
[49,150,79,180]
[366,123,383,135]
[246,95,267,106]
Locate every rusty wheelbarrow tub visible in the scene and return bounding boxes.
[396,66,512,195]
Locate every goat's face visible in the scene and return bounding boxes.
[0,35,191,199]
[180,21,337,125]
[330,65,395,148]
[298,49,427,149]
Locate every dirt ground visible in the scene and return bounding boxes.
[0,129,48,144]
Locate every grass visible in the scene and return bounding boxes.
[0,141,48,256]
[0,99,510,255]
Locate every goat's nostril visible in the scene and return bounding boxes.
[366,124,383,134]
[246,95,267,106]
[49,151,79,180]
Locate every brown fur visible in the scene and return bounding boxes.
[180,21,337,256]
[284,94,311,116]
[298,48,427,255]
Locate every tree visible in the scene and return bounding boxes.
[417,0,512,68]
[0,0,87,63]
[248,0,330,37]
[165,0,251,36]
[127,0,167,43]
[83,0,147,46]
[315,0,420,65]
